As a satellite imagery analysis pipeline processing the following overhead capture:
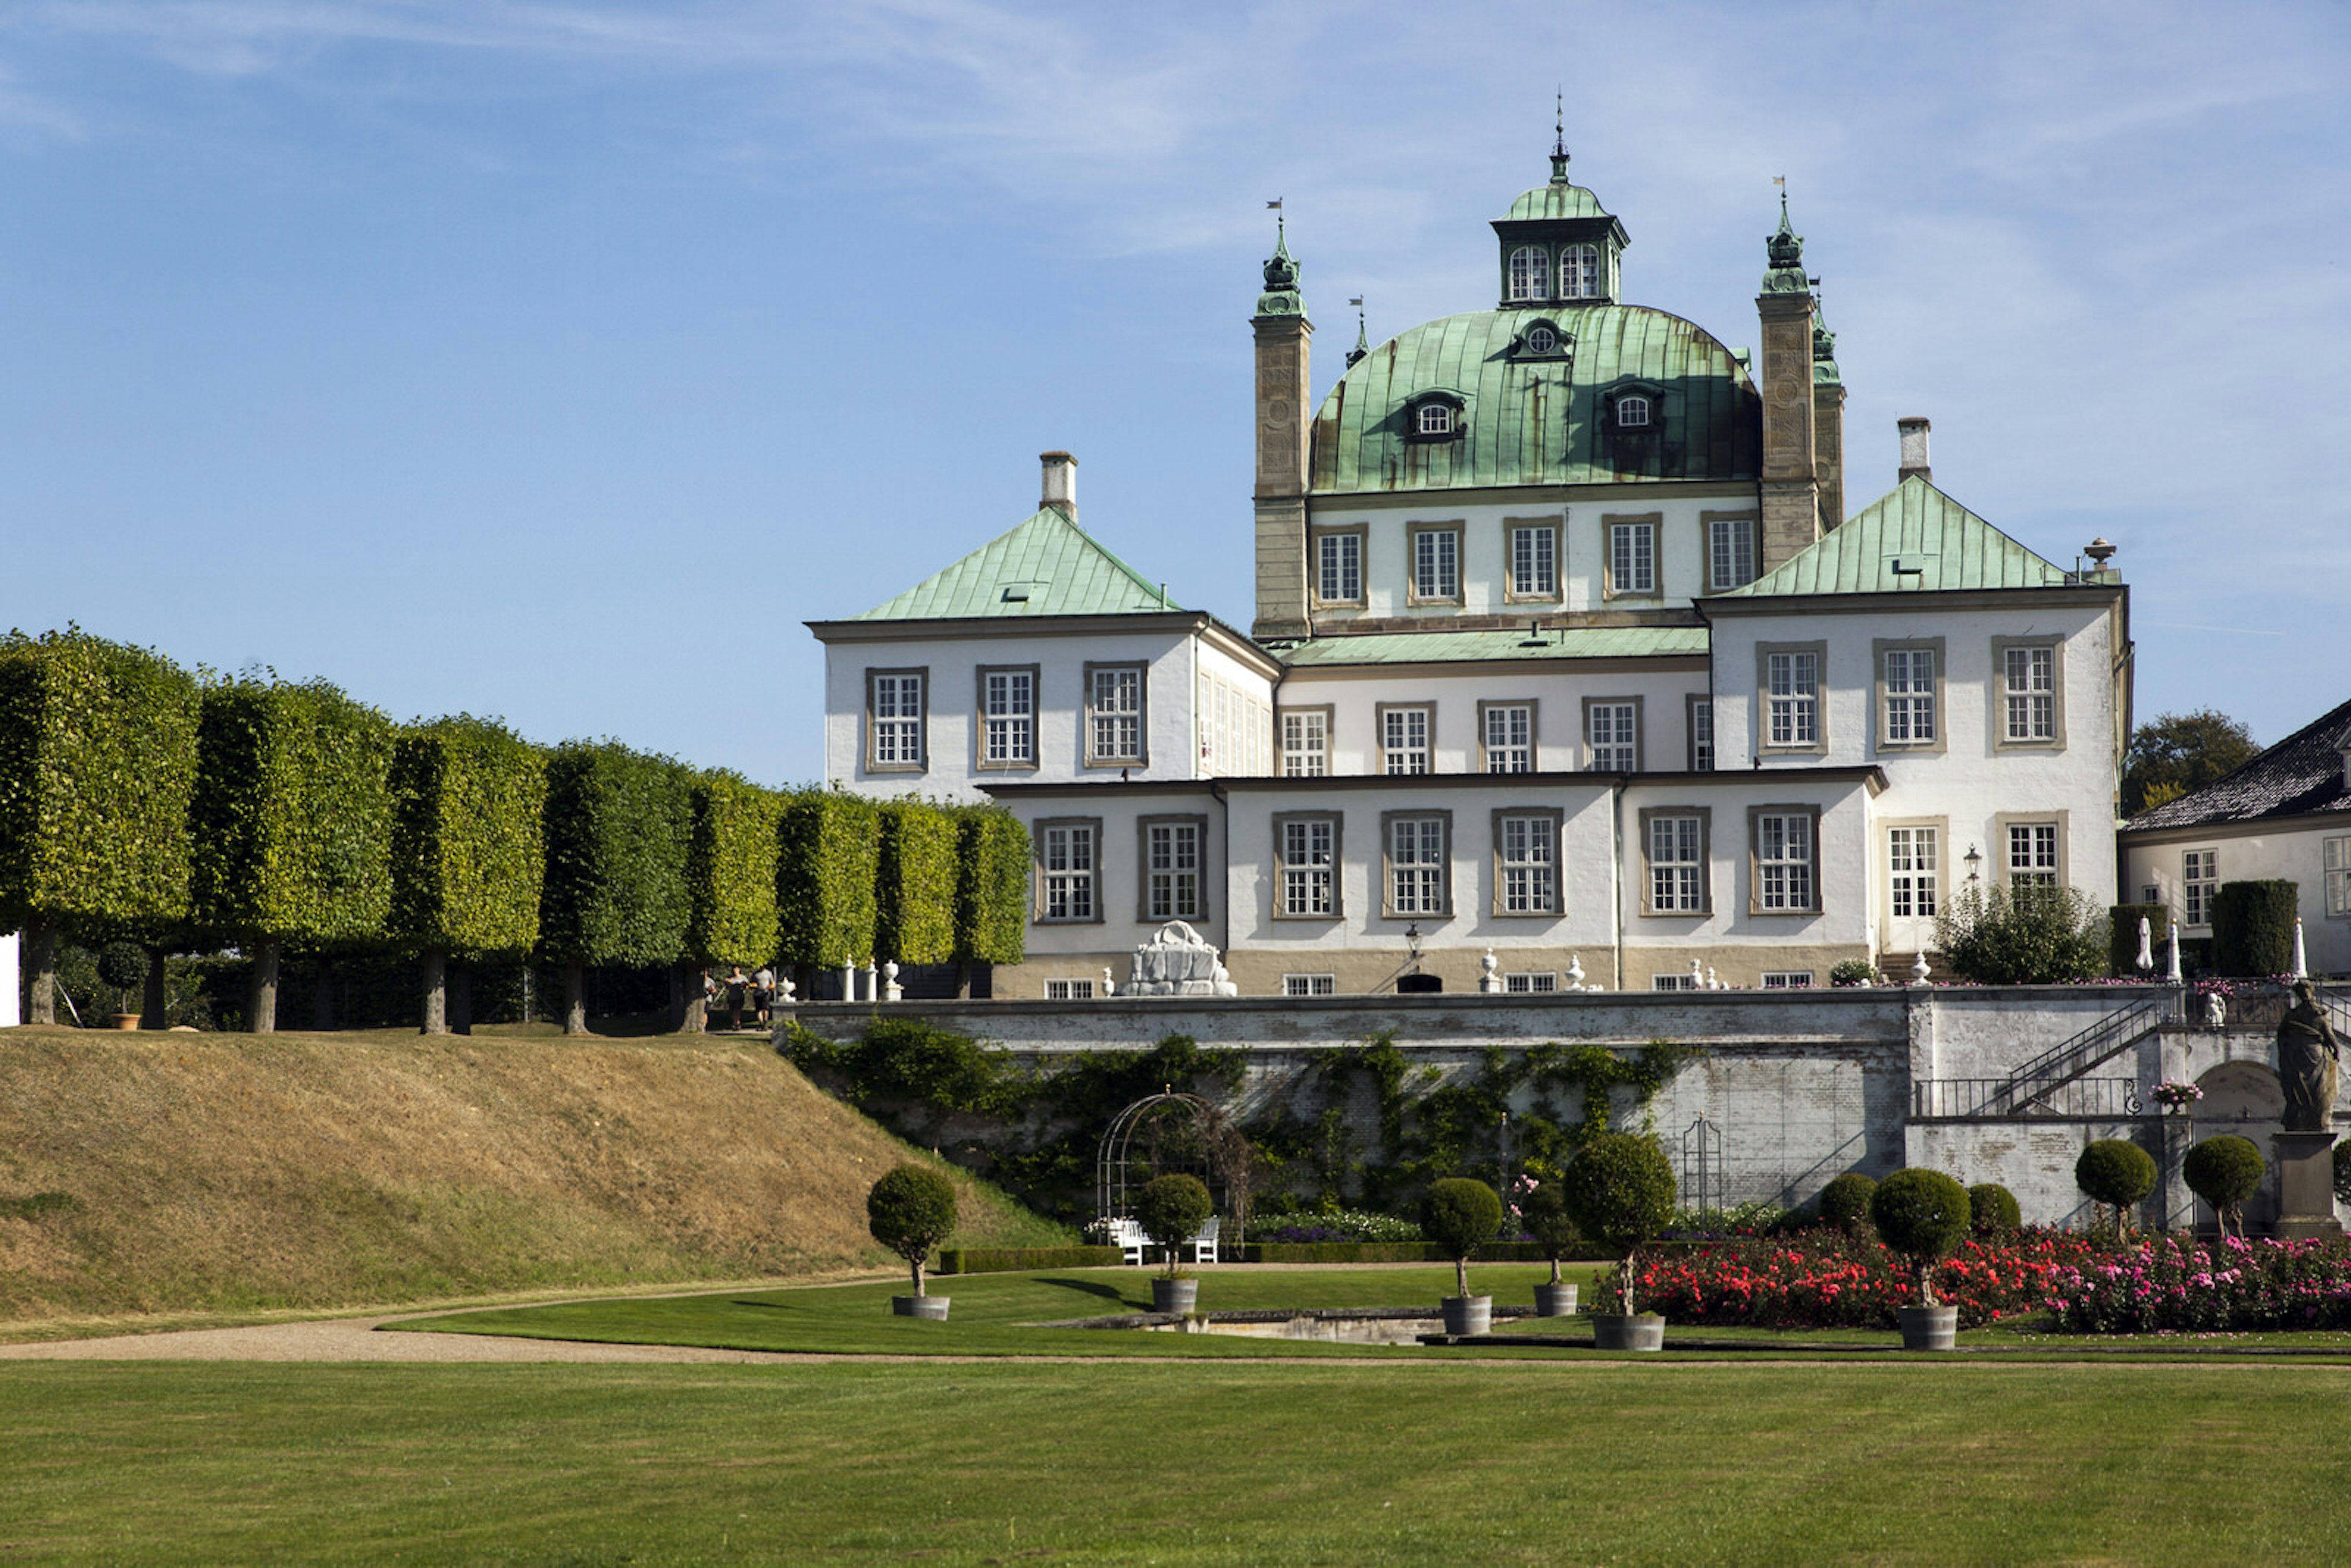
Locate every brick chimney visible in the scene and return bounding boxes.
[1897,418,1931,484]
[1040,451,1078,519]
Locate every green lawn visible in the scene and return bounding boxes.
[10,1359,2351,1564]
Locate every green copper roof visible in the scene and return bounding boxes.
[1500,181,1613,222]
[847,508,1178,621]
[1716,476,2071,598]
[1309,307,1760,495]
[1276,624,1709,667]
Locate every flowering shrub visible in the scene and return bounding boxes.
[2152,1080,2204,1112]
[1255,1208,1422,1245]
[1634,1228,2109,1330]
[2044,1235,2351,1333]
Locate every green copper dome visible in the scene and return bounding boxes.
[1498,181,1614,222]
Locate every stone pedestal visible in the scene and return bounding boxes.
[2270,1130,2342,1239]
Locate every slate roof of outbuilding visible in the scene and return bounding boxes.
[2124,700,2351,831]
[1715,475,2074,599]
[846,508,1177,621]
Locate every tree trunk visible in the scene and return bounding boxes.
[1621,1252,1637,1317]
[249,937,280,1034]
[1455,1256,1469,1300]
[1915,1258,1936,1308]
[452,963,473,1035]
[1548,1256,1562,1286]
[954,961,972,1000]
[25,918,55,1026]
[675,962,704,1034]
[910,1256,924,1297]
[141,947,167,1030]
[421,948,448,1036]
[312,959,334,1032]
[563,956,587,1037]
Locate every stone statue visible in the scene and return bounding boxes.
[1121,921,1239,997]
[2276,980,2341,1132]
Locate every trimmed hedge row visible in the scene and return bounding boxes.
[778,792,881,968]
[935,1245,1123,1275]
[390,715,547,956]
[2213,880,2298,977]
[686,771,783,969]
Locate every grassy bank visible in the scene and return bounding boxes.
[0,1024,1065,1323]
[8,1359,2351,1564]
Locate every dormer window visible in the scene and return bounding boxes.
[1507,246,1549,302]
[1559,243,1602,299]
[1404,391,1466,443]
[1614,394,1652,429]
[1417,403,1454,436]
[1524,323,1559,355]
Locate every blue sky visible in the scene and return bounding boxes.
[1,1,2344,784]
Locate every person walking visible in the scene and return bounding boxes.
[725,965,749,1030]
[754,964,776,1024]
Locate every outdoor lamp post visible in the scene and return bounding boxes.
[1964,844,1982,885]
[1406,922,1423,974]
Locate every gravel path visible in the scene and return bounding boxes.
[0,1314,800,1364]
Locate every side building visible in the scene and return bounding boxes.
[809,149,2132,999]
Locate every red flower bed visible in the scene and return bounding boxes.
[1633,1228,2109,1330]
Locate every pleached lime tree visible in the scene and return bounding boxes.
[388,717,547,1035]
[876,801,958,973]
[682,770,783,1030]
[190,677,397,1032]
[777,790,882,996]
[951,804,1029,997]
[538,741,692,1035]
[0,629,202,1024]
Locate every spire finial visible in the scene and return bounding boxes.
[1346,296,1368,368]
[1548,93,1572,184]
[1761,178,1807,293]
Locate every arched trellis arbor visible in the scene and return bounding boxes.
[1096,1090,1252,1243]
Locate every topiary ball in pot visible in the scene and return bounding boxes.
[1817,1171,1878,1235]
[2183,1135,2264,1240]
[1134,1174,1215,1313]
[866,1163,959,1316]
[1518,1177,1581,1299]
[1870,1169,1971,1305]
[1420,1177,1503,1321]
[1560,1133,1676,1324]
[2074,1139,2158,1237]
[97,941,148,1019]
[1966,1182,2021,1236]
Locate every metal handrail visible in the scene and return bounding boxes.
[1914,1076,2142,1120]
[1997,991,2180,1101]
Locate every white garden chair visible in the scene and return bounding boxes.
[1188,1215,1221,1265]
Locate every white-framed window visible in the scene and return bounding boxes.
[1505,972,1559,994]
[2008,822,2060,889]
[1089,666,1144,763]
[1417,403,1455,437]
[1043,978,1096,1000]
[1761,971,1814,989]
[1412,528,1460,599]
[869,672,924,768]
[1280,818,1336,917]
[1757,811,1816,911]
[1497,813,1557,915]
[1615,394,1652,429]
[1690,699,1714,772]
[1884,649,1936,745]
[1507,246,1550,301]
[1709,516,1754,588]
[1281,710,1329,778]
[1889,827,1938,918]
[1652,973,1699,992]
[1283,973,1337,997]
[1509,525,1558,597]
[1387,816,1447,916]
[1561,243,1602,299]
[1523,324,1559,355]
[1648,814,1704,913]
[2183,848,2219,926]
[1145,821,1202,921]
[1588,702,1638,771]
[982,669,1035,766]
[1039,822,1097,921]
[1483,705,1533,774]
[2003,646,2057,741]
[1318,532,1361,602]
[1609,522,1655,595]
[1381,707,1431,776]
[2327,839,2351,918]
[1766,651,1820,747]
[2142,883,2163,906]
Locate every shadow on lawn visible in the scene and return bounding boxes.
[1032,1277,1139,1310]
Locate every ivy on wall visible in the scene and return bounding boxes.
[685,771,782,968]
[537,741,692,967]
[876,801,958,966]
[389,716,547,956]
[0,628,201,936]
[776,790,881,968]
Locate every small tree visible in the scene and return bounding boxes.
[1936,882,2107,985]
[1559,1134,1676,1316]
[866,1163,959,1298]
[2183,1135,2264,1240]
[2075,1138,2158,1236]
[2210,880,2298,977]
[1134,1174,1214,1281]
[1967,1182,2021,1236]
[1422,1177,1504,1301]
[1818,1172,1878,1234]
[96,941,147,1018]
[1516,1176,1580,1287]
[1870,1169,1971,1307]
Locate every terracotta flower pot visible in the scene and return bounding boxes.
[1152,1277,1199,1315]
[1534,1282,1579,1318]
[890,1295,950,1321]
[1897,1304,1957,1350]
[1591,1312,1666,1351]
[110,1012,142,1031]
[1440,1295,1491,1337]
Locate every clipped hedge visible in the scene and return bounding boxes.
[954,805,1030,967]
[777,790,881,967]
[934,1245,1122,1275]
[2107,902,2172,977]
[1240,1241,1441,1264]
[877,801,958,966]
[388,716,547,956]
[538,741,692,969]
[2212,880,2298,977]
[190,677,397,945]
[686,771,782,967]
[0,628,201,936]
